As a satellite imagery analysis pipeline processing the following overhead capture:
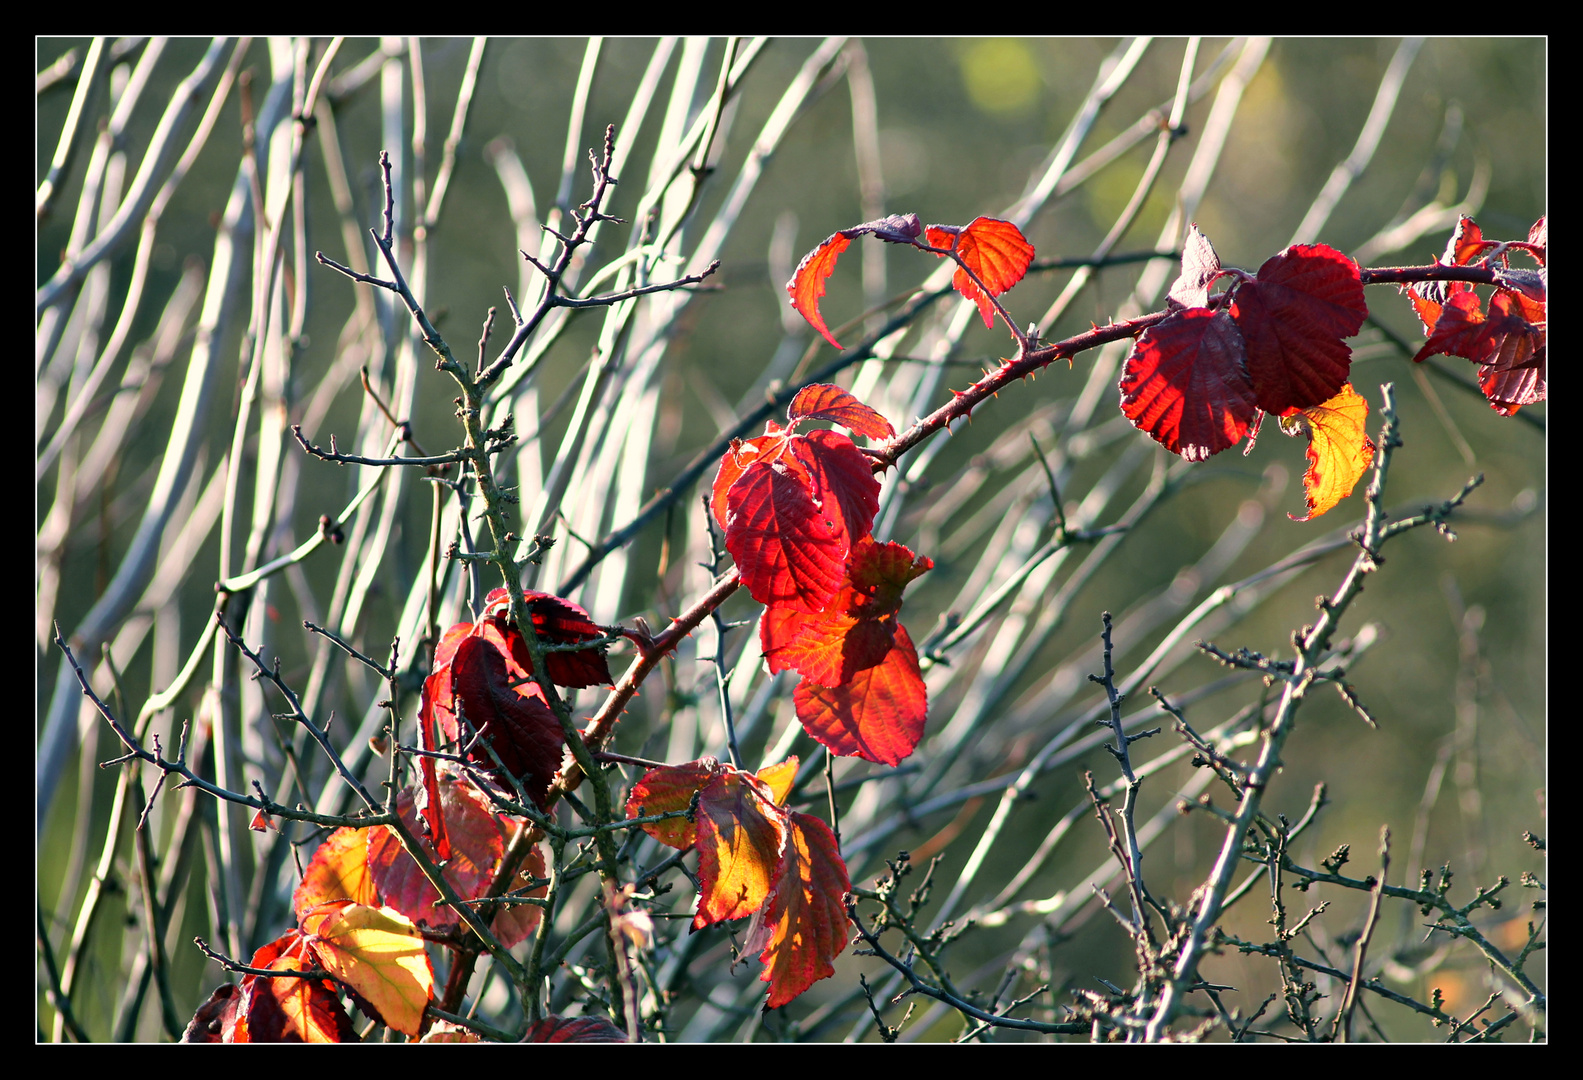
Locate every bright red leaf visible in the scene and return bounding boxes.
[1119,307,1258,461]
[1230,244,1367,415]
[787,232,853,350]
[925,217,1035,330]
[794,623,927,766]
[788,383,896,440]
[745,811,851,1010]
[712,388,886,613]
[762,536,932,687]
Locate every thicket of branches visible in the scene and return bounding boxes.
[38,37,1544,1043]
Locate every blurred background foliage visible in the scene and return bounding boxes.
[38,38,1542,1041]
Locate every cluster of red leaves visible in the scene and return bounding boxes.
[626,755,850,1008]
[416,586,611,855]
[788,214,1035,349]
[713,384,931,764]
[1408,214,1546,415]
[191,771,550,1041]
[1121,226,1376,520]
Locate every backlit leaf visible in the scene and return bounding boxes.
[794,624,927,766]
[787,232,852,350]
[1231,244,1367,414]
[1279,383,1376,521]
[928,216,1035,330]
[300,900,435,1037]
[625,758,725,849]
[293,826,378,922]
[691,768,788,929]
[788,383,895,440]
[1120,307,1258,461]
[746,811,851,1010]
[490,843,550,948]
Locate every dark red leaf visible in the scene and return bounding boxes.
[788,383,895,440]
[427,625,565,807]
[524,1014,628,1042]
[480,587,612,688]
[1120,307,1258,461]
[1231,244,1367,414]
[787,232,852,350]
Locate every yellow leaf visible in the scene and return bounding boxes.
[755,756,800,807]
[1283,383,1376,521]
[301,901,434,1036]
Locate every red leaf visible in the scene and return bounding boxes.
[1411,290,1498,365]
[1167,223,1222,310]
[711,427,789,530]
[746,811,851,1010]
[366,776,505,931]
[761,537,932,686]
[788,383,895,440]
[1231,244,1367,414]
[928,217,1035,330]
[625,758,726,850]
[722,454,849,613]
[424,622,566,807]
[1120,307,1258,461]
[794,624,927,766]
[481,587,612,688]
[788,429,881,558]
[524,1015,628,1042]
[1476,290,1546,415]
[787,232,852,350]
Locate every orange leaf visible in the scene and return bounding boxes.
[929,217,1034,330]
[794,624,927,766]
[691,769,788,929]
[1280,383,1376,521]
[300,900,435,1037]
[293,826,379,922]
[491,843,550,948]
[788,383,895,440]
[787,232,852,350]
[746,811,851,1009]
[625,757,726,849]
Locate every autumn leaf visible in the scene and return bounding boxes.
[203,932,355,1042]
[788,383,896,440]
[745,811,851,1010]
[1119,307,1258,461]
[785,215,925,350]
[712,388,886,613]
[624,757,790,930]
[1230,243,1368,415]
[794,624,927,766]
[293,825,378,922]
[761,536,932,687]
[1279,383,1377,521]
[925,216,1035,330]
[490,843,550,948]
[423,615,566,808]
[479,586,612,689]
[365,774,505,931]
[300,900,435,1037]
[523,1014,628,1042]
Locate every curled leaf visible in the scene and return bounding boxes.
[787,232,852,350]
